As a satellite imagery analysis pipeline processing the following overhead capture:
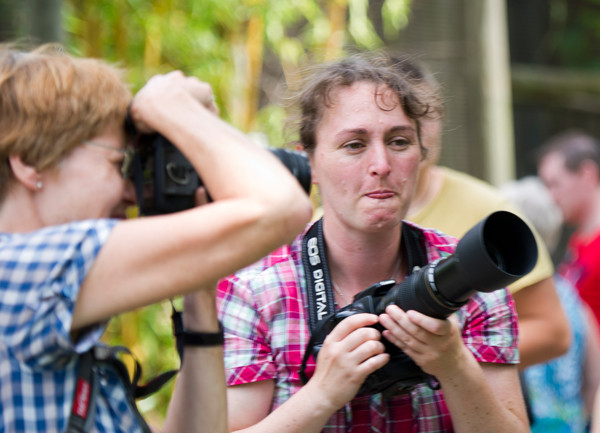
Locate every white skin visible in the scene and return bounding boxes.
[225,81,529,433]
[0,70,313,433]
[539,152,600,237]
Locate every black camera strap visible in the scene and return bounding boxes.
[66,303,223,432]
[299,219,428,384]
[301,218,337,331]
[66,344,155,433]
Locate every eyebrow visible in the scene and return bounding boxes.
[388,125,416,135]
[335,125,416,139]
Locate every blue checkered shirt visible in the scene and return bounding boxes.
[0,220,145,433]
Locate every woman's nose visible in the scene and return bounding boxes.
[368,144,391,177]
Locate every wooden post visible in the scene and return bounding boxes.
[478,0,515,185]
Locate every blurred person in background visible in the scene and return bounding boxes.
[0,43,312,433]
[537,130,600,335]
[399,55,570,368]
[502,175,600,432]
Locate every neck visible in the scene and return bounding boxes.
[0,186,43,233]
[323,217,404,301]
[578,191,600,238]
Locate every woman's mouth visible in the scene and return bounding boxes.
[366,190,395,199]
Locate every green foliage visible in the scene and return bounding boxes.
[546,0,600,69]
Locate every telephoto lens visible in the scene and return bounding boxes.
[376,210,538,319]
[301,210,538,396]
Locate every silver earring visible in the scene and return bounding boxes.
[36,181,43,189]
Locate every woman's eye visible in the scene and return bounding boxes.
[113,158,125,171]
[343,141,365,150]
[390,137,411,148]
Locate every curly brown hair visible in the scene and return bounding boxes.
[284,51,443,158]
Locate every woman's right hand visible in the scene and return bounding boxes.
[128,71,218,135]
[306,313,390,410]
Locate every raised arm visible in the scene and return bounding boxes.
[73,71,313,329]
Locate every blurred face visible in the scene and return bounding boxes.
[38,120,136,224]
[311,81,421,233]
[538,152,590,225]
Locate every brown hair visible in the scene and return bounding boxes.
[0,43,132,201]
[284,51,443,157]
[535,129,600,173]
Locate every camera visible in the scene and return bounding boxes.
[130,133,312,215]
[305,210,538,396]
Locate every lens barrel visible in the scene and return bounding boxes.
[377,211,538,318]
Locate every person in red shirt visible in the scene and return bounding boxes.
[537,130,600,333]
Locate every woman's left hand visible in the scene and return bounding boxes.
[379,305,468,379]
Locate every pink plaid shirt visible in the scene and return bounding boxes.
[217,221,519,432]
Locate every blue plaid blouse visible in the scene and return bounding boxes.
[0,220,144,433]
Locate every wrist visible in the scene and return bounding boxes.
[182,288,219,331]
[171,303,224,358]
[177,321,224,347]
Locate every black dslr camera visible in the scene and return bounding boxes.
[304,211,538,396]
[130,133,312,215]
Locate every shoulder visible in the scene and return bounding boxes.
[410,167,518,237]
[0,220,118,314]
[218,227,306,301]
[402,220,458,258]
[231,231,303,283]
[0,220,117,267]
[440,167,515,209]
[1,219,116,249]
[441,167,503,195]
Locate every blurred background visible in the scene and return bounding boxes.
[2,0,599,425]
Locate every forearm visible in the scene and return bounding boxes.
[437,349,529,433]
[231,383,338,433]
[163,290,227,433]
[228,314,390,433]
[513,278,570,368]
[147,97,311,230]
[518,317,570,367]
[128,72,312,245]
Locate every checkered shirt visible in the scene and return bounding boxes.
[217,221,519,433]
[0,220,145,433]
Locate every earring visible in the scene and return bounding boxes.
[36,181,43,189]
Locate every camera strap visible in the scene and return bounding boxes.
[301,218,337,331]
[66,302,219,432]
[66,344,157,433]
[299,219,429,384]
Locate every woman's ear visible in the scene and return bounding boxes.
[8,155,42,191]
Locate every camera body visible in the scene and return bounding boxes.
[132,134,312,215]
[313,279,432,395]
[307,211,538,396]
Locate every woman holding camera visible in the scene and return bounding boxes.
[0,44,312,433]
[217,53,529,432]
